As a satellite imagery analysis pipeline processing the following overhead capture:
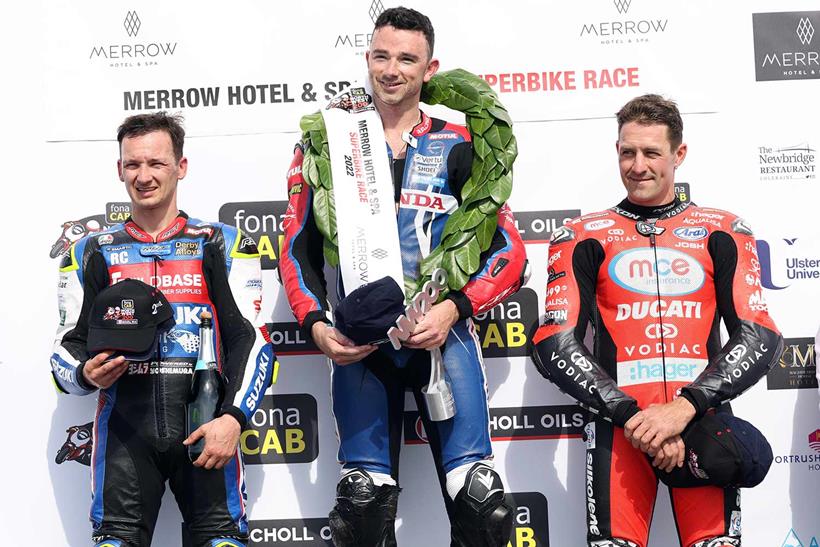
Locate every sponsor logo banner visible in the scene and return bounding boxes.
[617,357,707,387]
[753,11,820,81]
[608,247,706,296]
[515,209,582,243]
[220,201,288,270]
[778,528,819,547]
[758,144,817,182]
[757,237,820,291]
[404,404,584,444]
[474,288,539,358]
[579,0,670,46]
[767,337,817,390]
[241,394,319,464]
[773,429,820,472]
[506,492,550,547]
[266,322,320,355]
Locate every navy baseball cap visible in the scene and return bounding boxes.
[655,412,773,488]
[87,279,175,360]
[334,276,406,345]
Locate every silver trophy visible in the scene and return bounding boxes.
[386,269,456,421]
[422,346,456,421]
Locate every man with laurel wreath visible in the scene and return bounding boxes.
[279,6,527,546]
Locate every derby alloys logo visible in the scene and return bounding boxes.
[55,422,93,466]
[89,11,178,68]
[753,11,820,81]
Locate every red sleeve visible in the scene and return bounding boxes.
[448,204,528,318]
[531,224,641,427]
[278,145,331,331]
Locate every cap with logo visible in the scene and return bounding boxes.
[334,276,406,346]
[87,279,175,360]
[655,412,773,488]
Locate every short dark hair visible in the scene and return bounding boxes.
[117,112,185,160]
[374,6,435,58]
[616,94,683,150]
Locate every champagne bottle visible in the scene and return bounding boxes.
[186,311,224,462]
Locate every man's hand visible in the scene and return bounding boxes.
[624,397,696,455]
[649,434,686,473]
[403,300,459,350]
[82,351,128,389]
[183,414,242,470]
[311,322,376,365]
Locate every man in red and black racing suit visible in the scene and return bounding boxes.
[532,95,783,547]
[50,113,275,547]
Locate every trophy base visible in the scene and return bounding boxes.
[422,382,456,422]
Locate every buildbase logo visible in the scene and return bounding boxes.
[753,11,820,81]
[89,10,178,68]
[580,0,669,45]
[758,143,816,181]
[333,0,389,56]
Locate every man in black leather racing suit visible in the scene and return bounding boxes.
[50,113,275,547]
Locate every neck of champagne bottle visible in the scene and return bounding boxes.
[195,322,217,371]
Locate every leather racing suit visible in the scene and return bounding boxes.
[532,198,783,547]
[51,212,275,547]
[280,112,527,545]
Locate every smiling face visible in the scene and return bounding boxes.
[617,121,687,206]
[366,25,439,113]
[117,130,187,215]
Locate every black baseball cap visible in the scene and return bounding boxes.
[334,276,406,345]
[655,412,773,488]
[87,279,175,360]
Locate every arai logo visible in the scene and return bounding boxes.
[673,226,709,241]
[608,247,705,296]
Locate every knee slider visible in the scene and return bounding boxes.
[329,469,399,547]
[451,463,514,547]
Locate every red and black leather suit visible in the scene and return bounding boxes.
[532,198,783,547]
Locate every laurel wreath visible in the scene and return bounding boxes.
[299,68,516,298]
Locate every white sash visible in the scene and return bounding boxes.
[323,87,404,294]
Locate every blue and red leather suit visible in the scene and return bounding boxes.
[51,213,275,547]
[280,112,527,496]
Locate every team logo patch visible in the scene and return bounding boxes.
[673,226,709,241]
[466,464,503,503]
[103,300,137,324]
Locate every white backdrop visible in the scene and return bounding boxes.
[2,1,819,546]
